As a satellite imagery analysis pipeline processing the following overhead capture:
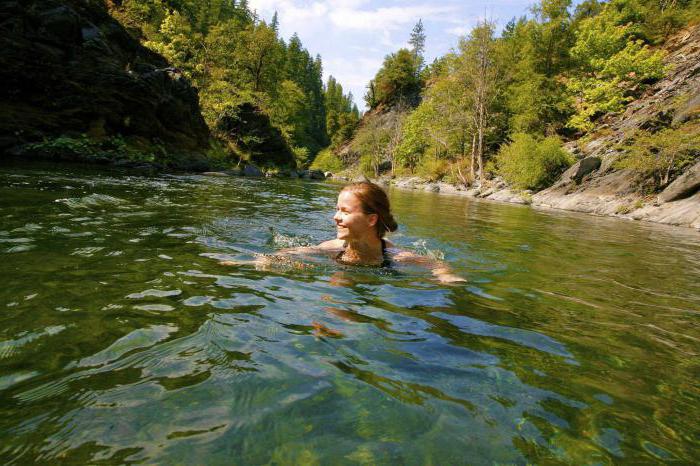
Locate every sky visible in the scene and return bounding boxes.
[248,0,542,110]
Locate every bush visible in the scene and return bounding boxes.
[617,122,700,190]
[359,153,376,178]
[291,146,310,168]
[444,158,474,186]
[495,133,574,190]
[206,140,237,169]
[415,157,449,182]
[310,148,344,173]
[25,135,159,164]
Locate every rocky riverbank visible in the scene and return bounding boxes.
[379,174,699,231]
[331,24,700,231]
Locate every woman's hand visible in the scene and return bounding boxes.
[219,256,274,270]
[394,252,466,284]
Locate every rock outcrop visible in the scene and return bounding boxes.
[531,24,700,229]
[0,0,210,168]
[658,160,700,203]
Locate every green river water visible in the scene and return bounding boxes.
[0,163,698,464]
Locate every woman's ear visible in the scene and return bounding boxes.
[367,213,378,227]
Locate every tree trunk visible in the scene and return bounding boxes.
[470,133,476,181]
[478,126,484,182]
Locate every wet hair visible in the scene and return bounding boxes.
[341,182,398,238]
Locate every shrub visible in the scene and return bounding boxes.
[617,122,700,190]
[310,148,344,173]
[25,135,159,164]
[495,133,574,190]
[415,157,449,182]
[359,154,376,178]
[291,146,310,168]
[444,158,474,186]
[206,140,237,169]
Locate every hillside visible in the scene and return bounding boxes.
[531,24,700,228]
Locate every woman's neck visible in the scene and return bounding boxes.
[342,236,383,265]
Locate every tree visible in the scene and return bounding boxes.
[236,22,281,92]
[459,20,500,181]
[409,19,426,71]
[369,49,422,108]
[270,10,279,33]
[566,3,666,132]
[323,75,359,148]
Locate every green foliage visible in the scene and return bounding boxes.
[110,0,336,165]
[495,133,574,190]
[395,105,430,171]
[205,140,237,169]
[366,49,423,109]
[25,135,163,164]
[291,146,310,168]
[310,148,344,173]
[352,117,392,177]
[499,15,572,134]
[359,153,376,178]
[566,1,667,131]
[112,0,699,182]
[409,19,426,70]
[324,76,360,148]
[415,157,449,181]
[617,122,700,189]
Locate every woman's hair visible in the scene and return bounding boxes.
[341,182,398,238]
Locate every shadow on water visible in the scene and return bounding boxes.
[0,164,698,464]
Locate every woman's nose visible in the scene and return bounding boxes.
[333,211,341,222]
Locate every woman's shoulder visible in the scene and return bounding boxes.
[316,239,345,250]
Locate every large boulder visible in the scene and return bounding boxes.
[573,157,602,183]
[242,164,263,177]
[658,160,700,203]
[0,0,210,168]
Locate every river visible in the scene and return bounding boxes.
[1,163,698,464]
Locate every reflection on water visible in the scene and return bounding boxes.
[0,163,698,464]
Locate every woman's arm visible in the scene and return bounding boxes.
[219,239,342,268]
[392,250,466,284]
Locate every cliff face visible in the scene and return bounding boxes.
[532,24,700,229]
[0,0,210,168]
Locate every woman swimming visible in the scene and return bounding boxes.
[221,181,465,284]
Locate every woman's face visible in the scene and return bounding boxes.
[333,191,378,242]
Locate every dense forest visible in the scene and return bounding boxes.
[314,0,699,195]
[108,0,359,168]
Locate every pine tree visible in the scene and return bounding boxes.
[271,11,279,33]
[409,19,426,70]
